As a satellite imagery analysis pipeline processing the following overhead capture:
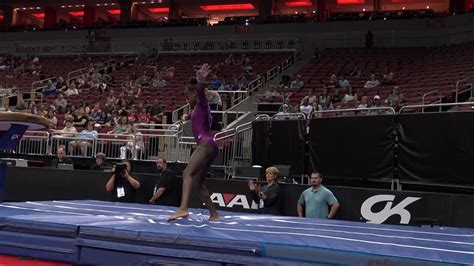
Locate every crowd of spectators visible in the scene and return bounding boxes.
[263,70,404,118]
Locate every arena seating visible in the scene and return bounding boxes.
[31,53,292,127]
[279,42,474,109]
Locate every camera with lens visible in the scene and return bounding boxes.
[114,162,127,177]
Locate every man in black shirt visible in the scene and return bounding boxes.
[50,146,74,168]
[105,160,141,203]
[149,158,179,206]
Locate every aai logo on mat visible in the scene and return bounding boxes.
[360,194,421,224]
[209,193,259,210]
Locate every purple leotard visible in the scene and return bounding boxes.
[190,82,219,158]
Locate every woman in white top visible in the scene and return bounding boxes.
[299,97,313,119]
[343,87,357,103]
[358,96,369,109]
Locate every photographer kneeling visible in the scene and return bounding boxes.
[105,160,141,203]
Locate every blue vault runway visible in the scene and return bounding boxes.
[0,200,473,265]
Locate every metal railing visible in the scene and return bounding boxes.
[31,77,57,91]
[12,42,145,56]
[455,78,473,103]
[399,102,474,113]
[15,131,49,155]
[221,96,251,128]
[133,123,181,161]
[273,112,307,120]
[312,107,397,118]
[171,103,191,123]
[67,58,116,80]
[50,132,98,158]
[157,38,300,54]
[421,89,441,112]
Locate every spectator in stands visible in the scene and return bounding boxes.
[148,100,163,123]
[205,87,222,109]
[73,108,88,127]
[364,74,380,89]
[50,146,74,168]
[106,160,141,203]
[386,86,404,105]
[319,88,328,105]
[60,117,78,137]
[306,88,317,105]
[69,121,98,156]
[89,104,102,122]
[38,103,48,116]
[15,96,28,111]
[56,77,67,92]
[149,158,180,206]
[331,89,343,104]
[368,95,387,115]
[300,97,313,118]
[343,87,357,103]
[127,105,139,124]
[312,99,323,113]
[53,93,67,113]
[382,70,396,86]
[210,75,223,90]
[239,76,249,90]
[248,166,281,215]
[229,78,241,91]
[152,73,166,88]
[44,80,57,96]
[390,98,401,112]
[64,83,79,97]
[338,75,351,90]
[137,71,150,86]
[109,116,129,134]
[290,75,304,90]
[326,75,339,91]
[46,110,58,129]
[277,104,291,115]
[358,96,369,109]
[28,101,37,115]
[136,107,150,124]
[297,171,340,219]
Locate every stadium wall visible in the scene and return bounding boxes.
[0,13,473,53]
[4,166,474,228]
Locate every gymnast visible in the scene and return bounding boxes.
[168,63,220,221]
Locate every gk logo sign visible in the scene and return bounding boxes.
[209,193,258,210]
[360,194,421,224]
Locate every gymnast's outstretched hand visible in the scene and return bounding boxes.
[196,63,211,83]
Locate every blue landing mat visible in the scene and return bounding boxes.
[0,200,473,265]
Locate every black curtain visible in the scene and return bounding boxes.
[251,120,270,167]
[268,119,306,176]
[308,115,395,180]
[398,112,474,185]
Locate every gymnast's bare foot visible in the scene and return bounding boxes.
[168,209,189,221]
[209,214,220,222]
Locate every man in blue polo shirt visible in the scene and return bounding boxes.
[297,171,340,219]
